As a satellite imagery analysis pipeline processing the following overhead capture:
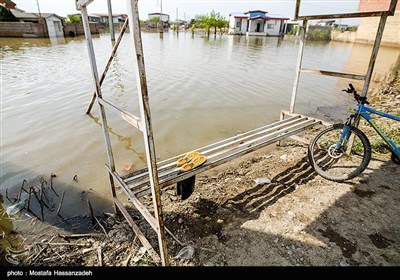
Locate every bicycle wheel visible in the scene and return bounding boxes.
[308,124,371,182]
[391,152,400,165]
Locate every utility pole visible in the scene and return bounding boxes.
[176,7,178,34]
[159,0,163,34]
[36,0,42,17]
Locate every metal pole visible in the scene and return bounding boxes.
[290,19,307,113]
[36,0,42,17]
[160,0,163,34]
[80,4,118,211]
[107,0,115,41]
[176,7,179,34]
[361,15,388,98]
[126,0,169,266]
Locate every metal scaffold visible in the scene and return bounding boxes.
[77,0,397,266]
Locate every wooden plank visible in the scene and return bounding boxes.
[113,197,161,264]
[98,97,142,131]
[300,68,366,81]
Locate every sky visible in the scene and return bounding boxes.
[14,0,361,24]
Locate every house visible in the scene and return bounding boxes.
[283,20,300,35]
[228,10,289,36]
[68,13,103,24]
[0,0,16,9]
[90,13,128,24]
[316,19,336,27]
[148,12,170,23]
[11,10,64,37]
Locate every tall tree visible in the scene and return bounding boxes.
[0,6,18,22]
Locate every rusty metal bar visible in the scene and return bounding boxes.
[389,0,398,12]
[361,15,388,97]
[97,97,142,131]
[124,116,305,186]
[294,0,301,20]
[113,197,161,264]
[126,0,169,266]
[79,4,118,212]
[122,115,301,181]
[86,18,129,114]
[297,10,392,20]
[290,19,307,114]
[281,110,332,126]
[300,68,366,80]
[124,117,319,192]
[106,165,159,232]
[128,119,319,194]
[294,0,396,20]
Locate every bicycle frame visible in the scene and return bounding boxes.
[338,102,400,157]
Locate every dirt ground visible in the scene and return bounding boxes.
[2,132,398,267]
[2,61,400,268]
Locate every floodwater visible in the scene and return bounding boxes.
[1,31,399,217]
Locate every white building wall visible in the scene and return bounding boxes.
[264,20,283,36]
[45,16,64,37]
[228,17,247,34]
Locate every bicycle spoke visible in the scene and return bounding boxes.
[308,124,371,182]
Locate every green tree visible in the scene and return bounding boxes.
[195,11,228,37]
[0,6,18,22]
[149,17,160,24]
[66,14,81,24]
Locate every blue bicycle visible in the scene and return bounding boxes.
[308,83,400,182]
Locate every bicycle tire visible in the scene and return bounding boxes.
[308,124,371,182]
[391,152,400,165]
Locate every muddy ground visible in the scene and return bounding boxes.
[1,62,400,268]
[2,130,399,267]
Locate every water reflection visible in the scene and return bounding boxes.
[1,32,398,217]
[87,114,146,162]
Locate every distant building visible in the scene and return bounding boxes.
[228,10,289,36]
[283,20,300,35]
[11,10,65,37]
[355,0,399,46]
[148,12,170,23]
[0,0,16,9]
[90,13,128,24]
[316,19,335,27]
[68,13,103,24]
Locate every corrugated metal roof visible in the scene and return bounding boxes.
[11,10,64,20]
